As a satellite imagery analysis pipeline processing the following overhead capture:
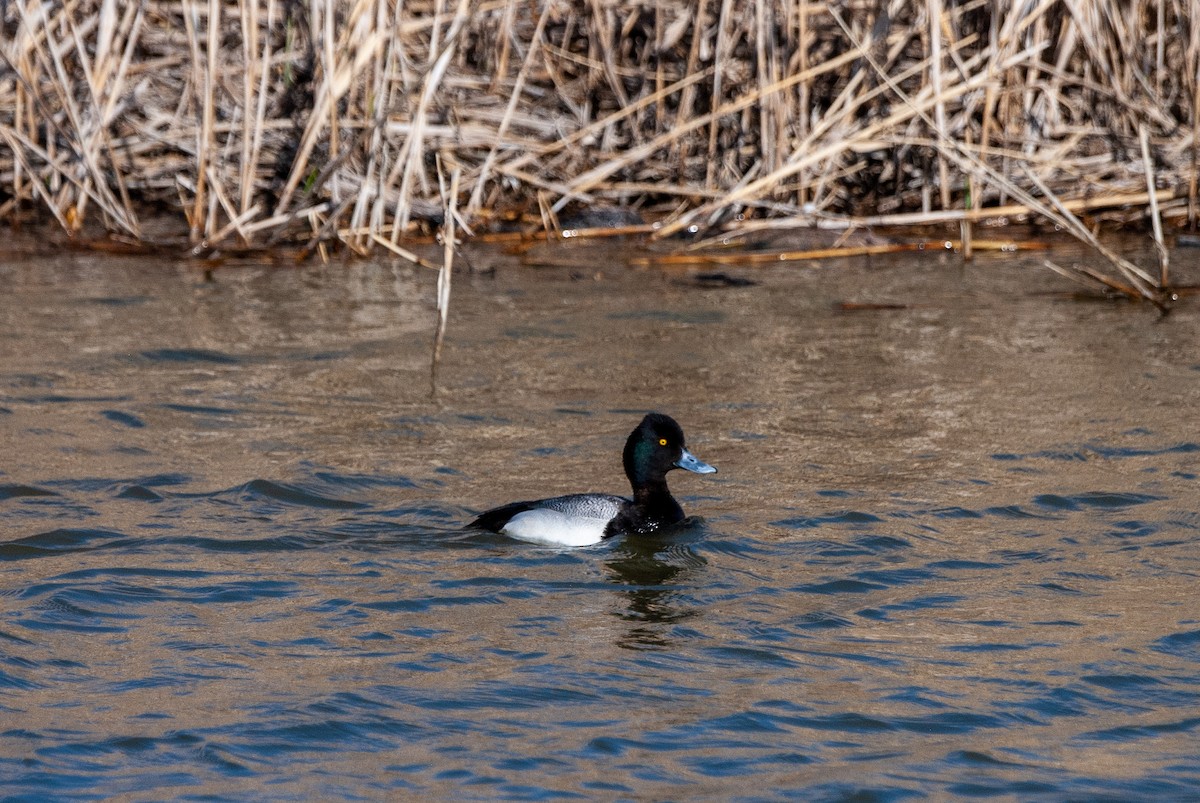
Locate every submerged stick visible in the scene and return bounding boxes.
[1023,167,1167,308]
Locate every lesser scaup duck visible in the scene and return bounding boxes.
[470,413,717,547]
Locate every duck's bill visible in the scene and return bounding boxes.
[676,448,717,474]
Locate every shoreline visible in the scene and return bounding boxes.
[2,2,1195,303]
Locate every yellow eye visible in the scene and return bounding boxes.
[659,438,668,446]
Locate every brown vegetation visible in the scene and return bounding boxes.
[1,1,1196,301]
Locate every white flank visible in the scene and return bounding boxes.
[501,508,609,547]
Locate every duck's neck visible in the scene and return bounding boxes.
[631,480,684,524]
[631,478,668,499]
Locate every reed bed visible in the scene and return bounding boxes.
[1,1,1197,299]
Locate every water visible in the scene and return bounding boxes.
[2,237,1199,799]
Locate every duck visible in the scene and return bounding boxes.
[469,413,717,546]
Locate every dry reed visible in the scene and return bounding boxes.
[1,1,1196,299]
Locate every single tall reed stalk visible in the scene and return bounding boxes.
[0,1,1195,298]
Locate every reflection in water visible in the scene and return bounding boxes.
[604,525,709,650]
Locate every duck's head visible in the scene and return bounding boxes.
[623,413,717,488]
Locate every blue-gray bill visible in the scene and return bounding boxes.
[676,448,717,474]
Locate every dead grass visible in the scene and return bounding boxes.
[1,1,1196,301]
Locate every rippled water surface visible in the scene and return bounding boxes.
[2,237,1200,799]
